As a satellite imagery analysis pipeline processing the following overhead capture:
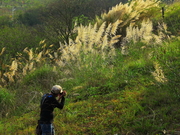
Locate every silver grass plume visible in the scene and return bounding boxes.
[121,19,168,55]
[58,21,122,68]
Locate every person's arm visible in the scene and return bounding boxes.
[53,92,66,109]
[59,96,65,109]
[51,97,65,109]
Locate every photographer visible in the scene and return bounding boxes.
[38,85,67,135]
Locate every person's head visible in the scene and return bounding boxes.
[51,85,63,97]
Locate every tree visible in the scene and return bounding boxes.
[39,0,127,46]
[40,0,92,45]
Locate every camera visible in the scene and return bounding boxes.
[59,91,66,97]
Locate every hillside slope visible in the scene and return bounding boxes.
[0,0,180,135]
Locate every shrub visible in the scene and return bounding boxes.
[17,8,43,26]
[0,16,12,27]
[22,64,58,90]
[0,25,42,58]
[164,2,180,35]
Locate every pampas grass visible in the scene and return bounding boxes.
[151,62,168,83]
[124,19,163,44]
[95,0,161,48]
[57,21,122,69]
[0,0,171,88]
[96,0,160,26]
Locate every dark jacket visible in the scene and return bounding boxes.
[39,93,65,124]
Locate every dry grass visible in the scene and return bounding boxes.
[0,1,180,134]
[0,0,170,90]
[151,61,168,83]
[57,21,121,68]
[96,0,160,27]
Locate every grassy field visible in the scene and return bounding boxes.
[0,38,180,134]
[0,0,180,134]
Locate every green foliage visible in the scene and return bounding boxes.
[17,8,43,26]
[22,64,58,90]
[164,2,180,35]
[0,16,12,27]
[151,39,180,96]
[0,88,14,105]
[73,15,91,26]
[0,0,55,7]
[1,37,180,135]
[0,88,15,117]
[0,0,180,134]
[0,25,42,58]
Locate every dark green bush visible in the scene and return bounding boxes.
[17,8,43,26]
[0,16,12,27]
[164,3,180,35]
[0,25,42,59]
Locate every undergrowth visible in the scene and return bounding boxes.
[0,38,180,134]
[0,1,180,135]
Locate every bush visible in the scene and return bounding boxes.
[17,8,43,26]
[164,3,180,35]
[22,64,59,90]
[0,16,12,27]
[0,25,42,58]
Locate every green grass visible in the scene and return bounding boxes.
[0,38,180,134]
[0,1,180,135]
[0,88,15,118]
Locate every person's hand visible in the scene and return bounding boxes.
[57,91,67,101]
[62,91,67,97]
